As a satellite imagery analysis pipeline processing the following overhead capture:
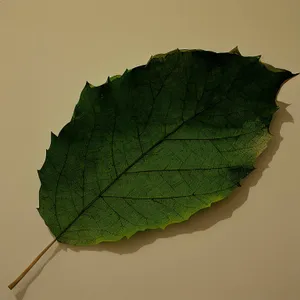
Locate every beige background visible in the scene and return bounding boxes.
[0,0,300,299]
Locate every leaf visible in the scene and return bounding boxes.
[37,47,297,246]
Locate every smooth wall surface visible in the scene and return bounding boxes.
[0,1,299,299]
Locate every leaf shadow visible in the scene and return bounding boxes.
[14,244,61,300]
[63,101,293,255]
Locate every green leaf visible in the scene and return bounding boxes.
[38,47,296,245]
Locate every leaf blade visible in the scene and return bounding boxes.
[38,48,296,245]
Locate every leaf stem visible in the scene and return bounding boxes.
[8,238,57,290]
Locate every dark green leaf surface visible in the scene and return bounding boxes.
[38,48,296,245]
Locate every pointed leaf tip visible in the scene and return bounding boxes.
[85,81,96,89]
[50,132,57,142]
[229,46,241,56]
